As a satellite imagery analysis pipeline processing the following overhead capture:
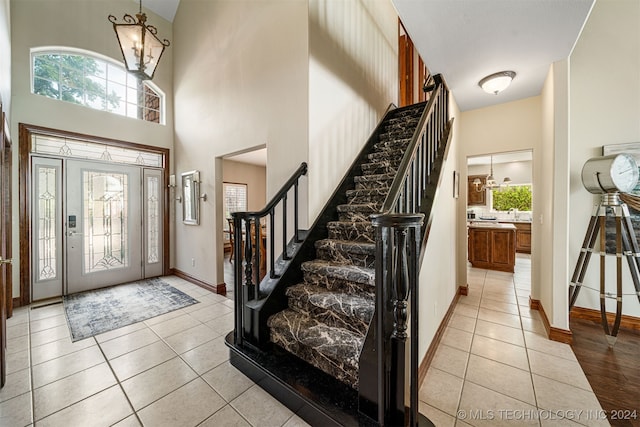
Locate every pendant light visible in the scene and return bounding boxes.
[473,155,512,191]
[108,0,170,80]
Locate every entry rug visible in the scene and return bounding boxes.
[63,278,199,341]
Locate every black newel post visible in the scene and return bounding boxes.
[371,213,424,426]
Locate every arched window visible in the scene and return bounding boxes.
[31,47,165,124]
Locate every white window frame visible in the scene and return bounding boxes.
[30,46,166,125]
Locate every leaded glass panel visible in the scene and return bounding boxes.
[83,171,129,273]
[37,166,57,280]
[147,175,159,264]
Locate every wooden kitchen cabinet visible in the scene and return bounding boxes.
[467,175,486,206]
[468,224,516,272]
[500,221,532,253]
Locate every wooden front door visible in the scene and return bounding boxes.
[0,108,12,388]
[399,21,414,107]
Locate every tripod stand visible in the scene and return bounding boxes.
[569,193,640,346]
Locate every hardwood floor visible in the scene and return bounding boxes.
[570,318,640,427]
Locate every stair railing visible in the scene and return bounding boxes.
[231,162,307,347]
[360,74,453,426]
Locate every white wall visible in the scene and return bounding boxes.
[172,0,309,286]
[468,160,532,186]
[569,0,640,317]
[419,93,460,358]
[0,0,9,113]
[10,0,174,298]
[308,0,398,223]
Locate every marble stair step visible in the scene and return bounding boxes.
[381,119,420,133]
[267,309,362,389]
[361,161,397,176]
[302,259,375,295]
[336,203,380,222]
[285,283,374,337]
[354,173,395,190]
[326,220,374,243]
[346,188,389,205]
[315,239,376,268]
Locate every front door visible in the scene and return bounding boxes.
[66,160,143,294]
[31,158,163,300]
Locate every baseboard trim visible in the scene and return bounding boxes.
[458,284,468,296]
[171,268,227,295]
[529,297,572,344]
[418,291,460,387]
[570,306,640,332]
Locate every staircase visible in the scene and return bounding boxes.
[267,104,425,389]
[226,74,451,427]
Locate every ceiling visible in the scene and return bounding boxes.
[149,0,594,112]
[225,148,267,167]
[392,0,595,111]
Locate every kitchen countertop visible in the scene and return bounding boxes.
[468,219,532,224]
[468,222,517,230]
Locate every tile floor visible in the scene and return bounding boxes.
[0,276,310,427]
[419,254,609,427]
[0,255,607,426]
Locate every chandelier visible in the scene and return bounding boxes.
[108,0,170,80]
[473,155,511,192]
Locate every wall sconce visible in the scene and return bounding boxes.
[478,71,516,95]
[168,174,181,202]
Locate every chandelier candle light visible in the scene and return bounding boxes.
[108,0,170,80]
[473,155,511,192]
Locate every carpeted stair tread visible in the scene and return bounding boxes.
[346,188,389,205]
[326,221,374,243]
[315,239,376,268]
[268,309,362,388]
[302,260,374,286]
[373,138,411,151]
[285,283,374,336]
[336,203,380,222]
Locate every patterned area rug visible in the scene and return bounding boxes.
[63,278,199,341]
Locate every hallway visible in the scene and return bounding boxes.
[419,255,608,426]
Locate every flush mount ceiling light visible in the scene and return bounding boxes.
[478,71,516,95]
[473,155,512,192]
[108,0,170,80]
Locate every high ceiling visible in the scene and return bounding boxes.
[145,0,594,113]
[392,0,595,111]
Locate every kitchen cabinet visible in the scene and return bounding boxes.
[467,175,486,206]
[468,223,516,272]
[500,221,531,253]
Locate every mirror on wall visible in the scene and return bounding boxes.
[182,170,200,225]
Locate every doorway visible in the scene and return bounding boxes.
[20,124,169,304]
[0,108,12,388]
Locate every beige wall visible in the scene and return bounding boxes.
[308,0,398,222]
[457,96,543,315]
[222,160,267,212]
[172,0,309,285]
[0,0,9,113]
[569,0,640,317]
[419,93,460,358]
[9,0,174,298]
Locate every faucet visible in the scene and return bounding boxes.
[509,208,519,220]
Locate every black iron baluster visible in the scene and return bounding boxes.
[244,219,253,290]
[282,194,289,260]
[269,210,277,279]
[294,180,301,243]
